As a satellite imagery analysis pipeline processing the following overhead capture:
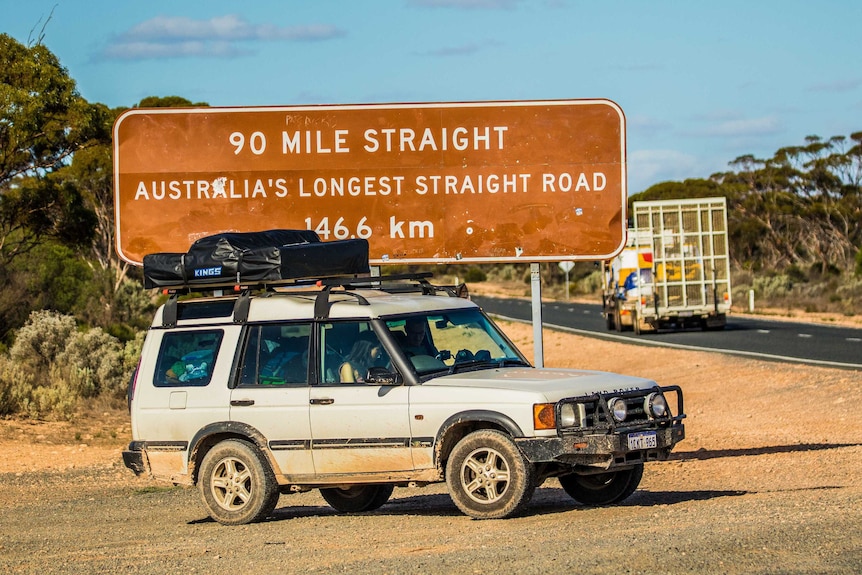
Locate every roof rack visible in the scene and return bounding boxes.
[159,271,470,325]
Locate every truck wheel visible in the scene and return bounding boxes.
[320,484,394,513]
[613,305,623,333]
[633,310,641,335]
[446,429,535,519]
[198,439,279,525]
[559,463,643,506]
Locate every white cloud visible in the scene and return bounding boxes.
[807,78,862,93]
[410,0,521,9]
[102,40,250,60]
[627,149,712,194]
[628,115,671,138]
[100,15,344,61]
[419,40,504,57]
[701,116,782,138]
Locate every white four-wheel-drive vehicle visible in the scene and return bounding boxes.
[124,233,685,524]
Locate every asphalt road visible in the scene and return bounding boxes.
[473,295,862,370]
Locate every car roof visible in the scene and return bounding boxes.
[151,288,478,328]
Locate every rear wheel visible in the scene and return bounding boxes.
[605,307,616,330]
[320,484,394,513]
[198,439,279,525]
[559,463,644,506]
[446,429,535,519]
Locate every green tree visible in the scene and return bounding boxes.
[641,132,862,274]
[0,33,106,263]
[136,95,209,108]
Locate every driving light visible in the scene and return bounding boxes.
[608,397,627,422]
[559,403,577,427]
[644,392,668,418]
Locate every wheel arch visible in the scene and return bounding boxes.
[188,421,273,484]
[434,410,524,471]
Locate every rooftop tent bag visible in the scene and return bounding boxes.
[142,252,186,289]
[142,229,370,289]
[278,238,370,280]
[183,229,321,285]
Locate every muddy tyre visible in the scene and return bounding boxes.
[320,484,394,513]
[445,429,535,519]
[198,439,279,525]
[559,463,643,506]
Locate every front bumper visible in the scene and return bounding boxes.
[516,423,685,470]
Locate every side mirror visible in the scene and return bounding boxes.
[365,367,402,385]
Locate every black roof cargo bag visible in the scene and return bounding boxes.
[142,229,369,289]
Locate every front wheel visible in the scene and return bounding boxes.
[320,484,394,513]
[559,463,643,506]
[445,430,535,519]
[198,439,280,525]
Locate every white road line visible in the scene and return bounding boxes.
[485,313,862,371]
[798,333,813,338]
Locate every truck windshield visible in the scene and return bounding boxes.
[385,309,530,377]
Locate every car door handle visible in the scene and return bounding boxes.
[310,398,334,405]
[230,399,255,407]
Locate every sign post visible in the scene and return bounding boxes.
[559,260,575,300]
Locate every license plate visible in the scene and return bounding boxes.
[627,431,657,450]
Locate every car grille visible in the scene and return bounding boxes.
[557,388,671,434]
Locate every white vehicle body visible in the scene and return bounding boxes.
[125,275,685,523]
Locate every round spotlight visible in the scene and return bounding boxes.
[608,397,627,422]
[645,392,668,418]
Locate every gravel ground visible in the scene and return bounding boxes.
[1,321,860,574]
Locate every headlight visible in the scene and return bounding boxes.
[644,392,668,418]
[559,403,577,427]
[608,397,627,422]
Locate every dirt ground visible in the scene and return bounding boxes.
[1,319,860,574]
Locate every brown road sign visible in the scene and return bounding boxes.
[113,99,626,265]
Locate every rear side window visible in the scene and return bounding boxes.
[154,330,224,387]
[239,323,311,387]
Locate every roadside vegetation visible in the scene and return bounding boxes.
[1,32,860,419]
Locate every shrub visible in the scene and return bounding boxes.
[752,274,793,300]
[10,310,77,379]
[575,270,604,295]
[0,358,35,416]
[56,327,124,398]
[463,267,487,282]
[4,311,140,417]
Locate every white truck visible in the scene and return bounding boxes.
[602,197,732,334]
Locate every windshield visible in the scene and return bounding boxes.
[385,309,529,377]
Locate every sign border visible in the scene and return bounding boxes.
[113,99,627,266]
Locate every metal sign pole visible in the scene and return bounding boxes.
[531,263,544,368]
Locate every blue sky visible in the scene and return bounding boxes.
[4,0,861,194]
